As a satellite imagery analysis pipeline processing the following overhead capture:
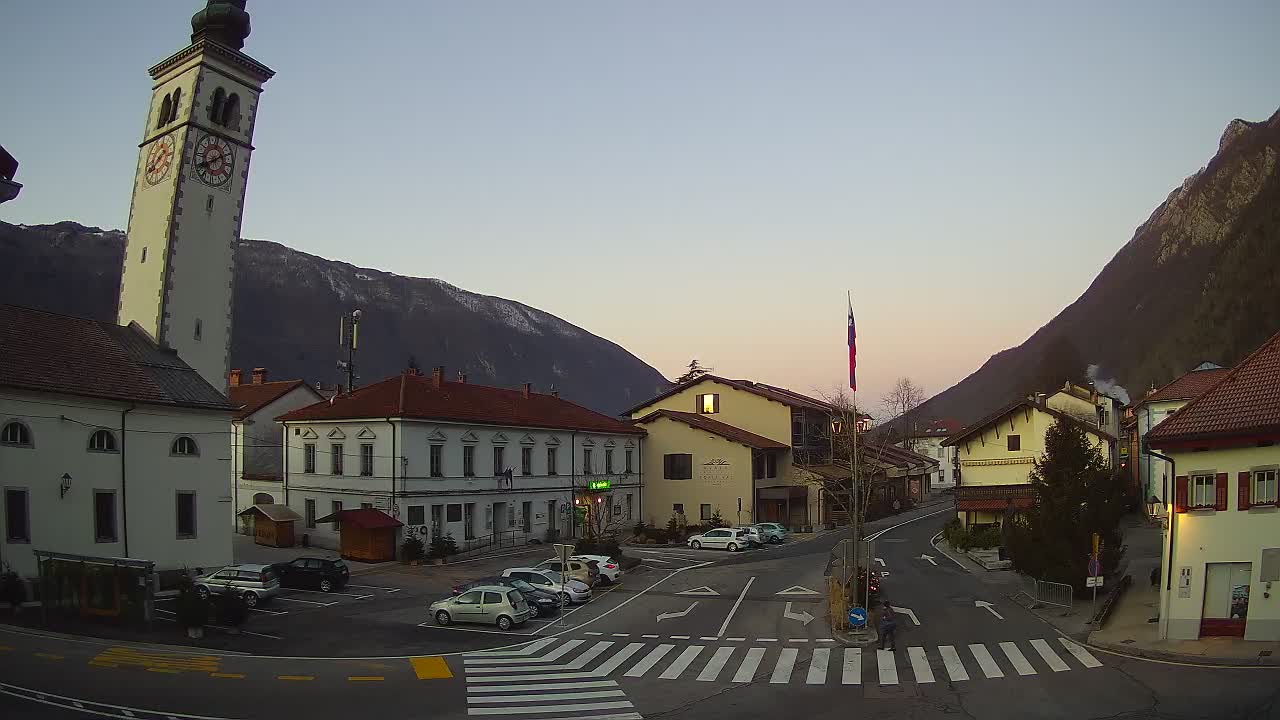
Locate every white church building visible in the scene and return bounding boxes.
[1,0,273,581]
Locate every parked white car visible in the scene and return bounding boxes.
[570,554,623,584]
[502,567,592,604]
[687,528,751,552]
[751,523,789,544]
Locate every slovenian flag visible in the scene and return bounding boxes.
[847,294,857,391]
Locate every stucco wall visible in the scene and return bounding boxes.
[1156,445,1280,641]
[956,407,1110,488]
[629,379,791,445]
[1,391,232,578]
[638,415,756,528]
[232,384,322,525]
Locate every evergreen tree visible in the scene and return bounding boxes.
[1006,418,1126,589]
[675,359,712,385]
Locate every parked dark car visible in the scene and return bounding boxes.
[453,575,562,618]
[273,556,350,592]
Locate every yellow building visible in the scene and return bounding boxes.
[626,376,836,529]
[1149,331,1280,641]
[944,396,1115,528]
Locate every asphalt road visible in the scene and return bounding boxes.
[3,501,1279,720]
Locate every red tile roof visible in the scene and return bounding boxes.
[278,372,645,435]
[1148,331,1280,444]
[912,418,963,437]
[230,379,315,421]
[1140,367,1232,405]
[633,410,789,450]
[0,304,233,410]
[956,484,1036,511]
[622,375,833,416]
[314,508,402,530]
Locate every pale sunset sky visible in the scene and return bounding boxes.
[3,1,1278,408]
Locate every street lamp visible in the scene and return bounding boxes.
[59,472,72,499]
[830,418,843,436]
[1147,495,1164,519]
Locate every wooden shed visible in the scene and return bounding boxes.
[314,508,402,562]
[237,504,303,548]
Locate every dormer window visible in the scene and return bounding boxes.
[171,435,199,456]
[697,393,719,414]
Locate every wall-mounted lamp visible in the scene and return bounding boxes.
[60,472,72,499]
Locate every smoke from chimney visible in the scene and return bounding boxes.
[1087,364,1131,405]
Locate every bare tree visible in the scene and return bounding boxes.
[674,359,713,385]
[881,377,927,451]
[797,387,899,526]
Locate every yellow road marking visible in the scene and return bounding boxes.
[0,645,13,651]
[410,656,452,679]
[210,673,245,679]
[277,675,315,681]
[146,667,181,674]
[89,661,119,668]
[92,647,219,673]
[348,676,385,681]
[35,653,64,660]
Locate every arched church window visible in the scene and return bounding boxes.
[157,94,172,130]
[168,87,182,124]
[209,88,226,124]
[221,93,241,130]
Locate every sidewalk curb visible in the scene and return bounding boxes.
[1086,638,1280,667]
[831,627,879,649]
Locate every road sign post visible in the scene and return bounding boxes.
[554,543,574,627]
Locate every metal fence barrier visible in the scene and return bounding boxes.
[1035,580,1074,609]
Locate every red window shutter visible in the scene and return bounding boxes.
[1174,476,1189,513]
[1214,473,1229,511]
[1238,471,1252,510]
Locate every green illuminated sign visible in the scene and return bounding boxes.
[588,479,612,491]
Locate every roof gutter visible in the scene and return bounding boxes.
[120,403,136,557]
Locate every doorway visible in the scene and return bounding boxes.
[1201,562,1251,637]
[547,499,557,539]
[522,501,532,533]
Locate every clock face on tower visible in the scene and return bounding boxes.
[193,134,235,188]
[144,135,176,186]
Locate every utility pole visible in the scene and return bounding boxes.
[337,308,362,392]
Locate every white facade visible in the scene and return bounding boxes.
[280,418,644,550]
[1,390,232,579]
[907,436,956,489]
[1136,399,1185,504]
[232,383,323,529]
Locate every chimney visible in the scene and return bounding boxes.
[551,390,559,398]
[251,367,268,385]
[457,371,467,384]
[432,366,444,389]
[229,369,243,387]
[522,383,532,399]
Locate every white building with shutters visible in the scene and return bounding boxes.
[276,367,646,551]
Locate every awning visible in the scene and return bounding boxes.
[238,503,303,523]
[314,508,403,529]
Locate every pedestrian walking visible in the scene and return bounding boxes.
[879,601,897,650]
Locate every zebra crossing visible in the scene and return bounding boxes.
[463,635,1102,697]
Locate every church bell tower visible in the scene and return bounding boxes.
[117,0,273,395]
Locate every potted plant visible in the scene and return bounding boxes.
[428,534,458,565]
[0,564,26,615]
[176,580,210,640]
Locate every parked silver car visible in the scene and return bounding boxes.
[193,564,282,607]
[750,523,788,544]
[430,585,531,630]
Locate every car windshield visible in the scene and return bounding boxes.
[509,579,536,592]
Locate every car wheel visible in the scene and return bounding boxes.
[242,591,259,608]
[195,586,210,600]
[435,610,452,626]
[691,540,702,550]
[496,615,513,631]
[771,537,782,544]
[726,542,739,552]
[319,578,333,593]
[527,604,541,619]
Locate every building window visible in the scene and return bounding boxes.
[157,93,172,129]
[447,503,462,522]
[171,435,199,456]
[1007,435,1020,452]
[408,505,425,526]
[625,450,633,474]
[330,443,344,475]
[210,87,226,123]
[141,247,148,263]
[583,448,593,473]
[547,447,558,476]
[176,492,196,539]
[168,87,181,124]
[1,421,32,447]
[463,445,475,477]
[94,491,117,543]
[673,503,684,515]
[193,318,202,341]
[493,446,505,476]
[605,449,614,474]
[304,443,316,473]
[766,453,777,479]
[5,488,30,542]
[430,445,444,477]
[88,429,117,452]
[752,454,764,480]
[697,393,719,414]
[663,453,693,480]
[1253,469,1278,505]
[1191,474,1216,508]
[330,500,343,530]
[360,443,374,476]
[361,502,373,510]
[521,447,533,476]
[305,499,316,529]
[700,504,712,521]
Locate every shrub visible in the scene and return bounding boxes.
[0,564,26,609]
[401,535,425,562]
[707,510,727,529]
[214,592,248,627]
[666,515,680,539]
[942,518,1003,551]
[647,529,669,544]
[632,521,648,538]
[575,539,622,558]
[429,534,458,559]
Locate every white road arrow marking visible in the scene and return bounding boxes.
[874,557,886,566]
[677,586,720,596]
[918,554,937,566]
[782,602,815,626]
[775,585,821,596]
[890,605,920,626]
[657,601,699,622]
[975,600,1004,620]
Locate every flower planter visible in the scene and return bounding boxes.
[186,626,204,640]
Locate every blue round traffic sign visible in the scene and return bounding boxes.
[848,606,867,629]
